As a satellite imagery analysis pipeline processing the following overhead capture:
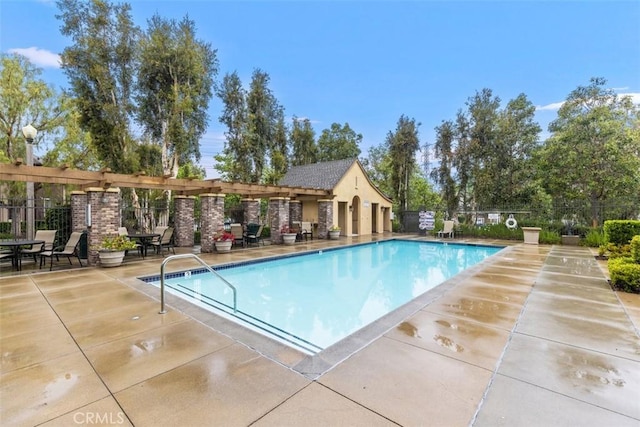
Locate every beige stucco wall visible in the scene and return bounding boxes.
[299,162,392,236]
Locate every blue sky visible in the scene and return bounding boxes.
[2,0,639,179]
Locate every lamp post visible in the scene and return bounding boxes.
[22,124,37,240]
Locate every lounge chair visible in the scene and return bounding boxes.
[151,227,175,256]
[437,220,455,238]
[245,224,264,246]
[21,229,57,263]
[40,231,84,270]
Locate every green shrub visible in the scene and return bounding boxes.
[607,243,631,259]
[262,226,271,238]
[583,228,606,247]
[608,257,640,293]
[193,230,201,245]
[539,229,561,244]
[604,220,640,245]
[631,235,640,264]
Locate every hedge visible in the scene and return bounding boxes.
[608,257,640,293]
[604,220,640,245]
[632,235,640,264]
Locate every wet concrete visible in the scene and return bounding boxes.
[1,238,639,426]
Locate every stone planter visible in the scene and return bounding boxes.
[328,230,340,240]
[99,250,125,267]
[561,235,580,246]
[522,227,542,245]
[214,241,232,253]
[281,233,297,245]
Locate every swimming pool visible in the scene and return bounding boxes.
[147,240,503,353]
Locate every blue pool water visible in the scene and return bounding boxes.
[149,240,503,353]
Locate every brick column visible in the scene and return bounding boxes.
[241,198,260,224]
[70,191,87,233]
[200,193,225,253]
[268,197,290,244]
[317,199,334,239]
[85,188,121,265]
[289,200,302,224]
[174,196,195,247]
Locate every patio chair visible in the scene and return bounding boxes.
[118,227,142,257]
[301,221,313,241]
[151,227,175,256]
[245,224,264,246]
[40,231,84,271]
[21,229,57,263]
[437,220,455,238]
[230,223,245,247]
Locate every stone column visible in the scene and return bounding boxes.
[241,198,260,224]
[200,193,225,253]
[289,200,302,224]
[174,196,195,247]
[268,197,290,244]
[317,199,334,239]
[85,187,121,265]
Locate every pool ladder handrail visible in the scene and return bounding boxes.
[159,253,237,314]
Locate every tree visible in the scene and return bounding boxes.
[0,54,69,161]
[215,71,248,181]
[137,14,218,180]
[265,108,288,184]
[317,122,362,161]
[388,115,420,213]
[57,0,139,173]
[246,69,280,183]
[290,117,317,166]
[431,120,458,219]
[539,77,640,226]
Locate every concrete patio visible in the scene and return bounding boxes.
[1,235,639,426]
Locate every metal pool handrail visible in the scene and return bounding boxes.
[159,253,237,314]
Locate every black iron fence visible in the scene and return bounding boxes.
[0,199,72,248]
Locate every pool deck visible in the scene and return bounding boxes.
[1,234,639,426]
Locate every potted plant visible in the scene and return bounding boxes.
[280,225,297,245]
[214,229,234,252]
[98,234,137,267]
[328,225,341,240]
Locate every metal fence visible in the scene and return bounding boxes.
[0,199,72,248]
[400,199,640,233]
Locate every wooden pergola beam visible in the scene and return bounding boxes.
[0,163,332,198]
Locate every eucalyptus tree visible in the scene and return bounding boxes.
[264,109,288,184]
[387,115,420,214]
[431,119,458,219]
[317,122,362,161]
[0,54,69,161]
[539,77,640,226]
[362,143,393,197]
[56,0,139,173]
[246,69,280,183]
[215,71,249,181]
[137,14,218,181]
[290,117,317,166]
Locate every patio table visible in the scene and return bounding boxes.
[127,233,160,258]
[0,239,45,271]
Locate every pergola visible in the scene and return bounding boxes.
[0,162,333,199]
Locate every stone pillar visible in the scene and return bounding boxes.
[317,199,334,239]
[174,196,195,247]
[289,200,302,224]
[269,197,290,244]
[242,198,260,224]
[85,188,121,265]
[200,193,225,253]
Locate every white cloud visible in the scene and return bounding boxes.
[8,47,61,68]
[618,92,640,104]
[535,101,564,112]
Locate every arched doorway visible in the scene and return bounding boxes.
[351,196,360,236]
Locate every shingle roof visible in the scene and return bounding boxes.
[279,158,357,190]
